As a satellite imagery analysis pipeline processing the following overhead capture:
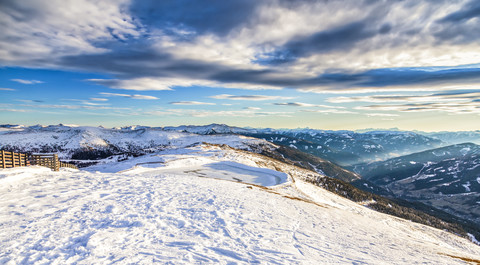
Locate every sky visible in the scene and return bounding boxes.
[1,0,480,131]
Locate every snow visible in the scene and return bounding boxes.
[417,174,436,180]
[469,234,480,245]
[463,181,471,192]
[460,147,471,155]
[467,164,480,171]
[0,125,273,160]
[85,144,290,187]
[1,146,480,264]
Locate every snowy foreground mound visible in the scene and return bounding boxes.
[1,145,480,264]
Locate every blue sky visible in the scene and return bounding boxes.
[1,0,480,131]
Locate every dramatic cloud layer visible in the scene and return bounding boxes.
[1,0,479,129]
[2,0,480,91]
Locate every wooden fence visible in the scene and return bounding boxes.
[0,151,78,171]
[0,151,30,168]
[59,162,78,170]
[29,154,61,171]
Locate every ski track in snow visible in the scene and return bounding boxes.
[1,149,480,264]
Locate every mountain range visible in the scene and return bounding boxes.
[354,143,480,224]
[1,123,480,245]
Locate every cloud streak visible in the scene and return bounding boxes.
[19,103,131,111]
[148,109,292,118]
[273,102,345,109]
[99,92,158,100]
[327,91,480,103]
[356,101,480,115]
[169,101,215,106]
[210,94,293,101]
[10,79,43,84]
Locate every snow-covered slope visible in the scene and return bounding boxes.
[1,144,480,264]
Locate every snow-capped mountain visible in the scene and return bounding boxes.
[162,124,445,166]
[355,143,480,225]
[1,143,480,263]
[0,124,361,183]
[0,124,268,160]
[243,130,444,166]
[163,123,251,135]
[419,131,480,145]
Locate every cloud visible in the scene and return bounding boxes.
[148,108,292,118]
[365,113,399,117]
[300,109,358,114]
[433,0,480,45]
[327,90,480,103]
[273,102,345,108]
[210,94,293,101]
[356,101,480,114]
[243,107,261,110]
[80,58,480,93]
[73,50,284,91]
[0,108,32,113]
[129,0,260,37]
[274,102,314,107]
[16,99,44,103]
[0,0,140,66]
[299,66,480,92]
[90,98,109,102]
[0,88,16,91]
[258,20,384,64]
[10,79,43,84]
[438,0,480,23]
[89,78,174,91]
[169,101,215,106]
[81,102,109,106]
[2,0,480,97]
[99,92,158,100]
[19,103,131,111]
[337,89,480,115]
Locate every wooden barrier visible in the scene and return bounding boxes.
[1,151,30,169]
[60,162,78,170]
[0,151,78,171]
[29,154,60,171]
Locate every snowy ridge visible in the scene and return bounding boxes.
[1,144,480,264]
[420,130,480,145]
[163,123,251,135]
[0,124,273,160]
[1,124,469,167]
